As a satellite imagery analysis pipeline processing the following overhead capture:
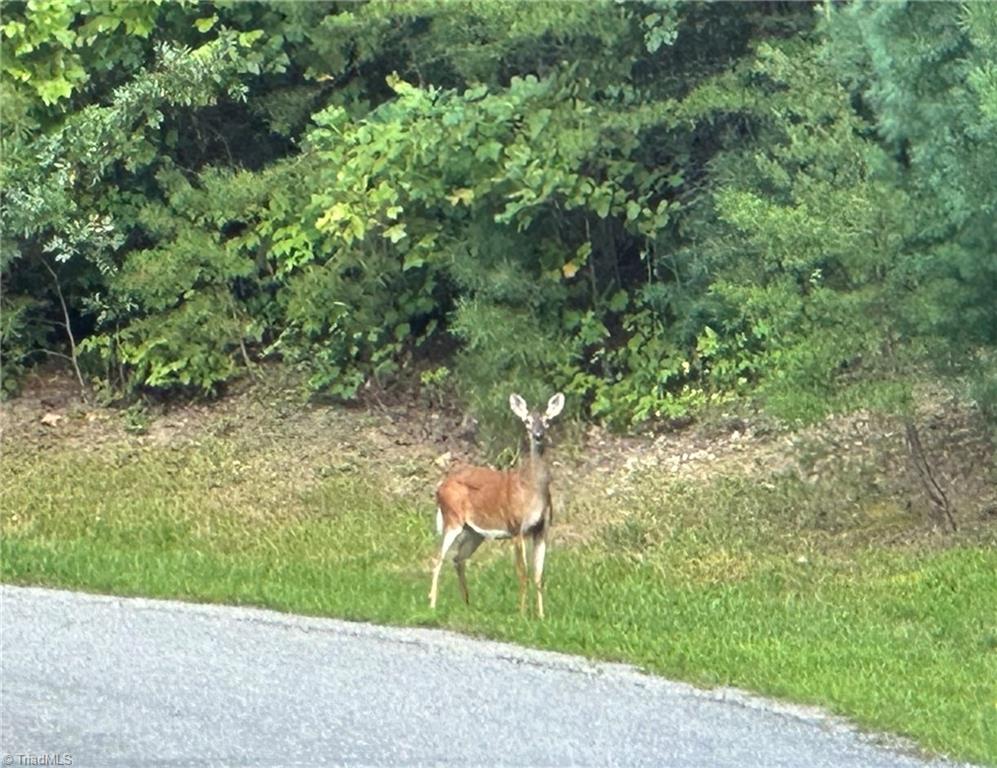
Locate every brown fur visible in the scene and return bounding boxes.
[437,465,545,535]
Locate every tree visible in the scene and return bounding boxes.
[829,1,997,420]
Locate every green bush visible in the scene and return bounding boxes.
[2,1,994,431]
[0,294,48,398]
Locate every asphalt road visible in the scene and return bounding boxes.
[1,586,968,768]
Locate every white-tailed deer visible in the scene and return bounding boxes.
[429,392,565,619]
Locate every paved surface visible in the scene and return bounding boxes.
[1,586,968,768]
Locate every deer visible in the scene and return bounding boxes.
[429,392,565,619]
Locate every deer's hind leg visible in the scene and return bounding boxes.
[429,524,462,609]
[453,528,484,605]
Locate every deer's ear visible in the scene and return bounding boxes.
[545,392,565,420]
[509,393,530,422]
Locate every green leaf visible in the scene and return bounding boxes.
[315,203,350,230]
[383,223,408,243]
[238,30,265,47]
[36,77,74,105]
[475,141,503,162]
[194,16,218,33]
[464,84,488,100]
[608,290,629,313]
[446,188,474,206]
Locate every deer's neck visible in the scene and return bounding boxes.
[521,441,551,493]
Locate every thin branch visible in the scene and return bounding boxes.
[904,421,957,532]
[38,349,78,363]
[40,258,89,402]
[233,311,256,374]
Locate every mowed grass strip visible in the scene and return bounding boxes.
[2,443,995,764]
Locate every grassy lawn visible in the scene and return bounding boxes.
[2,423,995,765]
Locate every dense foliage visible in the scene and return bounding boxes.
[3,0,995,435]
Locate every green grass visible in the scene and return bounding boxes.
[2,441,995,764]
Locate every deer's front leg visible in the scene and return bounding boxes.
[514,535,528,615]
[532,528,548,620]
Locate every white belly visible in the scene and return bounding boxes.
[465,521,514,540]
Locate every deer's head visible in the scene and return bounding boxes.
[509,392,565,452]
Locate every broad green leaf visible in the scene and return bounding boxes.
[446,188,474,206]
[383,223,408,243]
[194,16,217,33]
